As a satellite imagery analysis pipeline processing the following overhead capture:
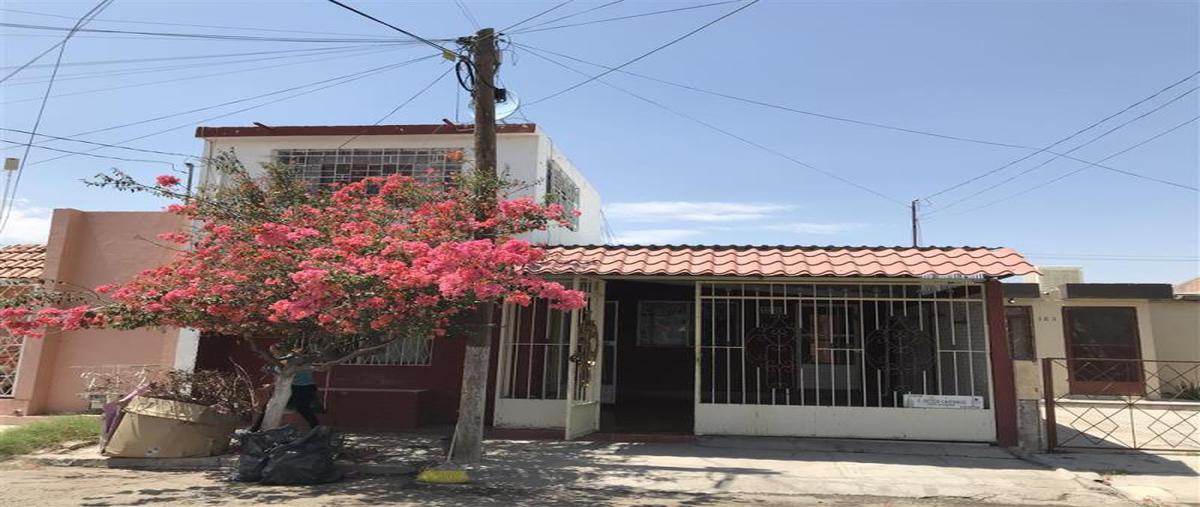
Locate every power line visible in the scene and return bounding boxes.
[514,42,1036,150]
[514,0,625,33]
[3,44,406,105]
[0,21,439,44]
[337,66,454,149]
[525,0,759,107]
[0,6,428,38]
[513,42,1194,199]
[3,43,407,87]
[927,115,1199,220]
[501,1,575,33]
[2,0,114,236]
[0,1,111,84]
[0,137,177,167]
[322,0,457,57]
[0,43,395,71]
[454,0,482,30]
[920,69,1200,201]
[923,86,1199,216]
[520,43,905,206]
[0,128,197,158]
[1024,255,1200,263]
[40,55,436,145]
[511,0,743,35]
[25,56,440,167]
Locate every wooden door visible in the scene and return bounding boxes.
[1062,307,1145,396]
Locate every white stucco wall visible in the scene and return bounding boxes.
[197,127,602,246]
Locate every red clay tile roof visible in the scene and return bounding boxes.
[536,245,1037,279]
[0,244,45,281]
[195,123,537,138]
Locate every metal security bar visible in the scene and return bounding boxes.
[1044,358,1200,451]
[500,298,572,400]
[274,148,464,188]
[698,282,990,409]
[0,332,22,397]
[345,334,432,366]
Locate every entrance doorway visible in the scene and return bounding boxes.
[599,280,695,434]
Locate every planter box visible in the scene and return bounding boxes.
[103,397,238,458]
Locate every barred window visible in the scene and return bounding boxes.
[346,334,433,366]
[273,148,464,188]
[546,161,579,229]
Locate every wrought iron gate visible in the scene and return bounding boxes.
[696,281,997,441]
[1043,358,1200,451]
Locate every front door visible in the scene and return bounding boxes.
[1063,307,1145,396]
[565,278,605,439]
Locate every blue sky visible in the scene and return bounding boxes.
[1,0,1197,283]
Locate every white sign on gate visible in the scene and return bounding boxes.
[903,394,984,409]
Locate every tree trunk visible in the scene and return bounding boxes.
[450,304,493,463]
[260,365,297,431]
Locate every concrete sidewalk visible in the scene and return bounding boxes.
[458,437,1132,506]
[1027,450,1200,506]
[8,435,1186,506]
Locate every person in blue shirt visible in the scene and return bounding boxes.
[286,365,320,429]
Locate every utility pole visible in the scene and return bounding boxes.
[910,199,919,247]
[451,27,498,465]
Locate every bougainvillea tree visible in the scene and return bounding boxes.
[0,154,584,442]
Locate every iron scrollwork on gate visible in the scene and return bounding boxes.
[746,311,797,390]
[864,315,936,401]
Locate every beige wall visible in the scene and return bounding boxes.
[1008,295,1158,401]
[0,209,186,415]
[1149,300,1200,363]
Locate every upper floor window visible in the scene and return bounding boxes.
[274,148,464,188]
[546,161,579,229]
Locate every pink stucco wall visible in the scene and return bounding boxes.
[0,209,185,415]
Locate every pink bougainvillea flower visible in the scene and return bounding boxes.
[155,174,181,187]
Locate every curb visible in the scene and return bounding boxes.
[18,454,416,476]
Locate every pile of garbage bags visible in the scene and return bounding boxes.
[234,426,343,485]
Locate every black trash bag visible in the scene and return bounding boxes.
[259,426,343,485]
[233,425,299,482]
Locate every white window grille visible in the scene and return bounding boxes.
[346,334,433,366]
[273,148,465,188]
[546,161,579,229]
[500,299,573,400]
[0,332,22,397]
[698,281,991,409]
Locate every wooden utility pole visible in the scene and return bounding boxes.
[450,27,498,464]
[910,199,919,247]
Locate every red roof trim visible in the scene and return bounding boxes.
[0,244,46,281]
[195,123,537,138]
[534,245,1038,279]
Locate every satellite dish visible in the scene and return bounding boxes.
[468,90,521,121]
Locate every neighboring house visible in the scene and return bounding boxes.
[0,210,193,416]
[193,123,602,246]
[1177,276,1200,295]
[190,123,1039,445]
[1002,267,1200,450]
